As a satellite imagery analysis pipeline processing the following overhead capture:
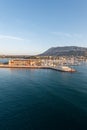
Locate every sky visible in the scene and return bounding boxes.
[0,0,87,55]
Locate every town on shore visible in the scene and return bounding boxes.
[0,55,87,72]
[0,55,87,65]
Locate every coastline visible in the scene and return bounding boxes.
[0,65,76,72]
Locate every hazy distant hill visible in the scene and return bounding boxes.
[40,46,87,56]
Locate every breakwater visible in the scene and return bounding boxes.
[0,64,76,72]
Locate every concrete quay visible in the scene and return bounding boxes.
[0,64,76,72]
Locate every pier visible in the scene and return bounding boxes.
[0,64,76,72]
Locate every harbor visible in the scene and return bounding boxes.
[0,59,76,72]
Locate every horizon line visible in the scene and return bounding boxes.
[0,45,87,56]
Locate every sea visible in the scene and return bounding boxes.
[0,59,87,130]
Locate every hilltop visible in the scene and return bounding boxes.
[40,46,87,56]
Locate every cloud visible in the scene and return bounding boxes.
[52,32,72,37]
[51,32,83,38]
[73,33,83,38]
[0,34,25,41]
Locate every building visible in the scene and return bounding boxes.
[9,59,37,66]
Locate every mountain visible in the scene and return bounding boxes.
[40,46,87,56]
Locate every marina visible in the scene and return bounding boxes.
[0,56,86,73]
[0,64,76,72]
[0,59,76,72]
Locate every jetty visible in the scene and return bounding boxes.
[0,64,76,72]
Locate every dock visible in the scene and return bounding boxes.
[0,64,76,72]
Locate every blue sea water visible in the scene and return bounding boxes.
[0,58,11,63]
[0,64,87,130]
